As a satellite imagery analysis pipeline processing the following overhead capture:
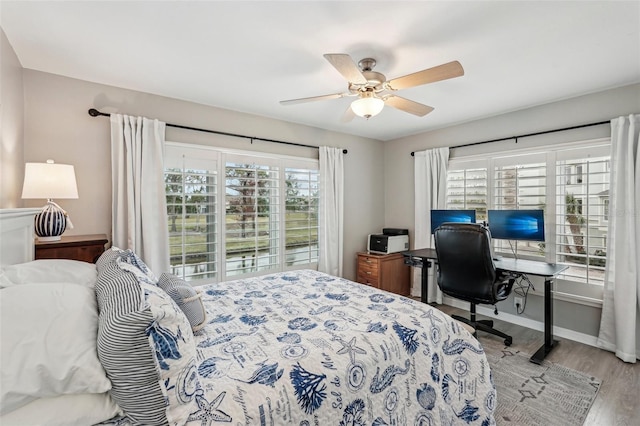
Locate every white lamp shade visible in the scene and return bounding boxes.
[22,161,79,200]
[351,96,385,118]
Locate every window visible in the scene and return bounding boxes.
[447,139,611,299]
[165,143,319,283]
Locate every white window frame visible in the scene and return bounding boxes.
[165,142,319,283]
[448,138,610,306]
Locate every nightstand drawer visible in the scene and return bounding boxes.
[35,234,108,263]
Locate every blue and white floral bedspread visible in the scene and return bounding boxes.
[186,269,495,425]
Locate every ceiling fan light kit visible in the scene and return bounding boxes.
[351,93,384,119]
[280,53,464,121]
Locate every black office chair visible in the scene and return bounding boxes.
[434,222,516,346]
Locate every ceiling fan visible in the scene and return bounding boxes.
[280,53,464,120]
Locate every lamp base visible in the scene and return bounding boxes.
[36,235,62,242]
[34,200,67,240]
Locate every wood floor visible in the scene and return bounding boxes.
[435,304,640,426]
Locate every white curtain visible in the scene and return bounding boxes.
[110,114,170,274]
[597,114,640,363]
[318,146,344,276]
[414,147,449,303]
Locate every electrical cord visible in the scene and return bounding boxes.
[512,273,535,314]
[508,240,518,259]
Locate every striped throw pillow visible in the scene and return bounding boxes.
[95,252,201,425]
[157,273,207,332]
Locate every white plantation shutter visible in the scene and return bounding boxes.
[284,166,319,267]
[447,167,488,221]
[493,156,547,259]
[224,155,280,277]
[555,145,610,285]
[164,145,218,281]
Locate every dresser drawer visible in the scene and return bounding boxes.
[358,255,379,272]
[357,271,380,287]
[357,260,379,277]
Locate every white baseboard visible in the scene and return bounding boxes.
[443,297,599,348]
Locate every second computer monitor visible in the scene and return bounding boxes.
[430,209,476,234]
[487,209,545,241]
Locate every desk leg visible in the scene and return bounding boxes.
[530,277,559,364]
[421,260,432,304]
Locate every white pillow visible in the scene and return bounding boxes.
[0,393,122,426]
[0,283,111,414]
[0,259,97,288]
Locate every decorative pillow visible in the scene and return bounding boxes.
[95,251,201,425]
[96,247,123,273]
[96,246,157,284]
[117,249,158,285]
[157,273,207,332]
[0,283,111,414]
[0,392,121,426]
[0,259,97,288]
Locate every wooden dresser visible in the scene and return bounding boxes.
[35,234,108,263]
[355,251,410,296]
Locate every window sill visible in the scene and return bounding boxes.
[528,287,603,308]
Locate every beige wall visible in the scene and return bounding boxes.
[0,28,24,208]
[20,70,385,281]
[384,83,640,338]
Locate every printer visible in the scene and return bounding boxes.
[367,228,409,254]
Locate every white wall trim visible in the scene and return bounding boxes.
[443,296,599,348]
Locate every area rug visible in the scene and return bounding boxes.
[484,347,601,425]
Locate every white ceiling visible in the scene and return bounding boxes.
[2,1,639,141]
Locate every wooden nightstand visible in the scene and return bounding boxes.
[35,234,108,263]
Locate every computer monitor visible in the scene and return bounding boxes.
[430,209,476,234]
[487,209,545,242]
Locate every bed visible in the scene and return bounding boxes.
[0,208,496,425]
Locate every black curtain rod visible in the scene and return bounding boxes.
[410,119,610,156]
[88,108,348,154]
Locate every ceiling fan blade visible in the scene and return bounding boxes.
[385,95,434,117]
[387,61,464,90]
[341,105,356,123]
[280,93,346,105]
[323,53,368,84]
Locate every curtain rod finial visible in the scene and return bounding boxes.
[88,108,100,117]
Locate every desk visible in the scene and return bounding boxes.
[402,249,568,364]
[402,248,437,305]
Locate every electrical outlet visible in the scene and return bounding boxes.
[514,297,523,309]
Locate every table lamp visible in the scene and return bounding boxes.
[21,160,79,241]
